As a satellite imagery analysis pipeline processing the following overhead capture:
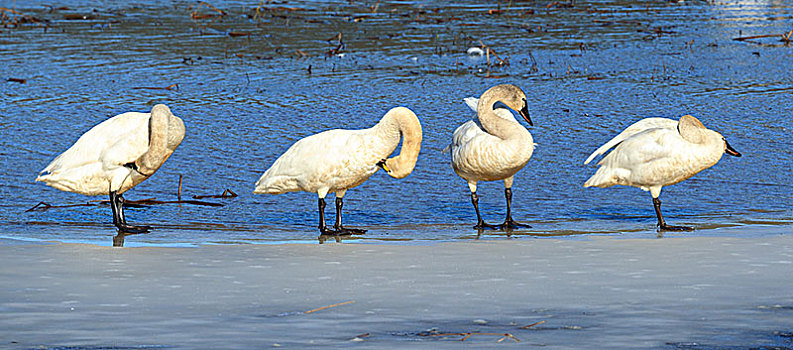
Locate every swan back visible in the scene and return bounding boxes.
[584,117,678,165]
[254,106,422,196]
[36,104,184,195]
[583,115,733,192]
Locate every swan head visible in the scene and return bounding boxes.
[679,115,741,157]
[482,84,533,126]
[724,138,741,157]
[376,159,391,173]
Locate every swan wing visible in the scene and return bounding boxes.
[255,129,379,195]
[585,128,695,189]
[39,113,150,175]
[584,117,678,165]
[36,113,150,194]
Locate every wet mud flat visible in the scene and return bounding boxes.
[2,226,792,349]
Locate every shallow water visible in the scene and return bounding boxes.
[1,0,792,245]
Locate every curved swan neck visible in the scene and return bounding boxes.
[476,85,525,140]
[136,104,173,175]
[379,107,422,179]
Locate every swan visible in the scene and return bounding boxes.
[448,84,535,230]
[36,104,185,234]
[254,106,422,235]
[583,115,741,231]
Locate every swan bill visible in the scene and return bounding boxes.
[376,159,391,173]
[519,99,533,126]
[725,140,741,157]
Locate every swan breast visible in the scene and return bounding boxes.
[450,119,534,182]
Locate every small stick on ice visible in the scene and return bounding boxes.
[422,332,520,342]
[518,320,546,329]
[305,300,355,314]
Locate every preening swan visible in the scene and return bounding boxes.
[448,84,535,230]
[583,115,741,231]
[254,106,422,235]
[36,104,185,234]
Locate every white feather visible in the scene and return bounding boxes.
[450,93,534,192]
[36,107,184,196]
[254,107,421,198]
[583,116,731,198]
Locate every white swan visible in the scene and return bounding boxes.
[254,106,422,235]
[448,84,535,230]
[36,104,185,233]
[583,115,741,231]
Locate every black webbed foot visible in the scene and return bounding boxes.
[117,224,151,234]
[498,219,532,230]
[333,226,367,235]
[474,221,499,230]
[659,224,694,232]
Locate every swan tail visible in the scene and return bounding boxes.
[583,167,625,188]
[463,97,479,112]
[35,163,109,195]
[253,172,297,195]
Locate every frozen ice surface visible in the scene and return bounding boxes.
[2,227,792,349]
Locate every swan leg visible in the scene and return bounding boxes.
[317,198,337,235]
[471,192,497,230]
[333,197,366,235]
[498,188,531,230]
[109,191,150,234]
[653,197,693,231]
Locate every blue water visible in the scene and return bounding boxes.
[1,0,791,245]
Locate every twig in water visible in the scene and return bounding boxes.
[7,78,26,84]
[305,300,355,314]
[177,174,183,202]
[190,1,227,20]
[132,83,179,91]
[732,33,780,41]
[192,189,237,199]
[26,202,52,212]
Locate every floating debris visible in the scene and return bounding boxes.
[132,83,179,91]
[466,47,484,56]
[304,300,355,314]
[193,189,238,199]
[519,320,546,329]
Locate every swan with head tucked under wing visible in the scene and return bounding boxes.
[36,104,185,234]
[583,115,741,231]
[448,84,535,230]
[254,106,422,236]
